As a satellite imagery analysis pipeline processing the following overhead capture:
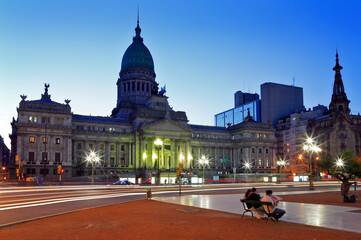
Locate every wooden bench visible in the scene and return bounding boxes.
[240,199,274,222]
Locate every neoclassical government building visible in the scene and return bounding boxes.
[10,20,277,183]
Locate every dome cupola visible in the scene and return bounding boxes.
[120,19,154,74]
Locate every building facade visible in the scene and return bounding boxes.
[10,21,278,183]
[307,53,361,160]
[276,105,327,174]
[261,82,305,127]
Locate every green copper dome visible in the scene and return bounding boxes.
[121,22,154,74]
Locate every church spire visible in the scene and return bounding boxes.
[329,51,350,114]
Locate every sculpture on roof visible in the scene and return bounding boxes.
[158,85,166,96]
[44,83,50,94]
[20,94,27,101]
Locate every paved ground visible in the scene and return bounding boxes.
[154,189,361,234]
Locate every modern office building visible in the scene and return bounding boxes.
[9,20,278,183]
[215,91,261,127]
[261,82,305,127]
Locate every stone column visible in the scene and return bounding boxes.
[170,139,174,170]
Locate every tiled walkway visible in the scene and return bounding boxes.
[154,191,361,233]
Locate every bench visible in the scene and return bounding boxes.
[240,199,274,222]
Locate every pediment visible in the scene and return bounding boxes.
[140,119,192,134]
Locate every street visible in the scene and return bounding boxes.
[0,182,341,227]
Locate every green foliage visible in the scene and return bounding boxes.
[317,150,361,182]
[316,155,333,175]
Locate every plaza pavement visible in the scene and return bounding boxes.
[154,190,361,234]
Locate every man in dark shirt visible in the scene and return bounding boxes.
[247,187,261,208]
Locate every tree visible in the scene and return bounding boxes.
[317,150,361,196]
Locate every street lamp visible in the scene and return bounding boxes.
[154,138,163,185]
[303,137,321,190]
[86,151,100,185]
[198,155,209,184]
[336,157,344,168]
[276,159,286,183]
[243,161,252,182]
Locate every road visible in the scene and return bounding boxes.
[0,182,341,228]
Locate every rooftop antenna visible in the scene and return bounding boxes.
[292,74,295,86]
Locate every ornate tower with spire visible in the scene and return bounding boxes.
[112,14,158,118]
[329,52,350,115]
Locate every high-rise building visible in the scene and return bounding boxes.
[261,82,305,127]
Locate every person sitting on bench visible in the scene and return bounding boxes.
[261,190,286,222]
[246,187,264,219]
[343,194,358,203]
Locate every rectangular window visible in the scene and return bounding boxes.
[41,117,50,124]
[259,148,262,153]
[121,157,125,166]
[29,152,35,162]
[42,152,48,162]
[121,145,125,151]
[111,145,115,150]
[55,152,61,162]
[56,138,61,144]
[26,168,31,174]
[89,144,93,149]
[40,169,49,174]
[258,159,262,167]
[110,157,115,166]
[28,116,38,123]
[252,148,255,154]
[43,137,48,144]
[266,159,269,167]
[29,136,35,143]
[100,144,104,149]
[266,149,269,154]
[77,143,82,149]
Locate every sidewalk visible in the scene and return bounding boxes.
[154,190,361,234]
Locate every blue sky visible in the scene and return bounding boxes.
[1,0,361,147]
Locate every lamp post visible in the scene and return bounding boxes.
[154,139,163,185]
[244,161,251,182]
[276,159,286,183]
[303,137,321,190]
[198,155,209,185]
[86,151,100,185]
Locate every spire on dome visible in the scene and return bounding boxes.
[135,6,142,40]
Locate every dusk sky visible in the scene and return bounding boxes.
[1,0,361,147]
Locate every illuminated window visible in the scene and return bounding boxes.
[258,159,262,167]
[43,137,48,144]
[28,116,38,123]
[29,136,35,143]
[56,138,61,144]
[111,145,115,150]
